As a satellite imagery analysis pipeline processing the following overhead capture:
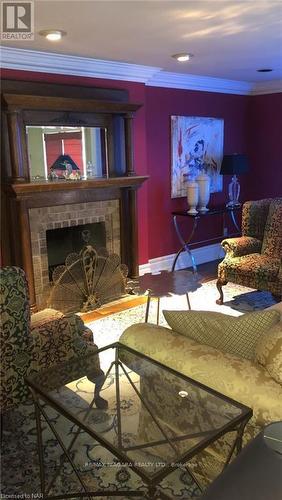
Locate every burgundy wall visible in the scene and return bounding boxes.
[246,93,282,200]
[145,86,249,259]
[2,68,281,266]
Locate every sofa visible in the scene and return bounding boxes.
[119,302,282,486]
[217,198,282,304]
[0,266,101,412]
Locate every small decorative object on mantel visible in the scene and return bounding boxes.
[196,173,210,212]
[48,246,128,313]
[187,180,199,214]
[220,154,249,207]
[49,154,81,180]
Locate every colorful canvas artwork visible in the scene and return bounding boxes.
[171,116,224,198]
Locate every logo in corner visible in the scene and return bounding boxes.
[1,1,34,40]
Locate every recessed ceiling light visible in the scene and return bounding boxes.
[257,68,273,73]
[172,53,193,62]
[39,30,66,41]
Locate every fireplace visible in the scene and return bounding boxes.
[46,222,106,281]
[29,200,120,307]
[1,80,149,310]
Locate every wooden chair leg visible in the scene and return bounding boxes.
[216,279,227,305]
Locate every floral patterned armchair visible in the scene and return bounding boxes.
[217,198,282,304]
[0,266,99,412]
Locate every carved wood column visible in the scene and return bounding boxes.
[6,111,29,182]
[120,187,139,278]
[124,113,135,176]
[17,200,37,311]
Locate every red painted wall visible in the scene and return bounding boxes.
[2,68,280,266]
[145,86,249,259]
[246,93,282,200]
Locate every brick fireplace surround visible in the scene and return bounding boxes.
[30,200,120,307]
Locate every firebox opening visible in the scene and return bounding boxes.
[46,222,106,281]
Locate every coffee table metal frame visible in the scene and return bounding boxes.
[172,206,241,273]
[26,343,252,500]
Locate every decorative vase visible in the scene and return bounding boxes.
[187,181,199,215]
[196,174,210,212]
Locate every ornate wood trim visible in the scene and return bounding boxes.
[1,83,148,310]
[2,94,142,114]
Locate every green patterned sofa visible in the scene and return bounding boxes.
[120,302,282,486]
[217,198,282,305]
[0,266,99,412]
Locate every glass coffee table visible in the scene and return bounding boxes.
[26,343,252,499]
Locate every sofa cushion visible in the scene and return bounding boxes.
[120,323,282,428]
[163,309,280,360]
[255,323,282,385]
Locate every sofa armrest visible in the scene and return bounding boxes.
[221,236,262,257]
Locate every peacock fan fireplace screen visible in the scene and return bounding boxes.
[48,246,128,313]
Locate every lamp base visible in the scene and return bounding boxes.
[227,175,241,208]
[226,201,241,209]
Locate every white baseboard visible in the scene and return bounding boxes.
[139,243,224,275]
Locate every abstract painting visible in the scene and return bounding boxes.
[171,116,224,198]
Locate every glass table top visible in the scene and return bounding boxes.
[26,343,252,482]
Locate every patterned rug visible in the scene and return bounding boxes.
[1,280,276,499]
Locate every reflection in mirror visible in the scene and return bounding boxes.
[26,126,108,181]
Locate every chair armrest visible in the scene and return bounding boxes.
[221,236,262,257]
[30,314,96,372]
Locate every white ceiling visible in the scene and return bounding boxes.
[2,0,282,83]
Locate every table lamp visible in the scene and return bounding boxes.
[220,154,249,208]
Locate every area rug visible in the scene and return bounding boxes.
[88,280,277,350]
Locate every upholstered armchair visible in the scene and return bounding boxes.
[0,266,101,412]
[217,198,282,304]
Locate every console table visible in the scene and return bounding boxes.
[172,206,241,272]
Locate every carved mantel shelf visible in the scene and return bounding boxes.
[8,176,149,198]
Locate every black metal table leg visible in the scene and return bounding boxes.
[186,292,191,310]
[145,293,151,322]
[172,215,198,272]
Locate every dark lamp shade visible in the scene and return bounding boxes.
[50,154,80,171]
[220,154,249,175]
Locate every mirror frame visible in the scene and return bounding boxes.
[2,93,141,182]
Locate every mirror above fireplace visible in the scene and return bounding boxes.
[26,125,108,180]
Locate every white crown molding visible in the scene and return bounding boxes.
[1,46,281,96]
[147,71,253,96]
[0,46,161,83]
[250,80,282,95]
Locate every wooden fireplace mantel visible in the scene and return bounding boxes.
[1,80,149,311]
[3,175,148,311]
[9,176,148,198]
